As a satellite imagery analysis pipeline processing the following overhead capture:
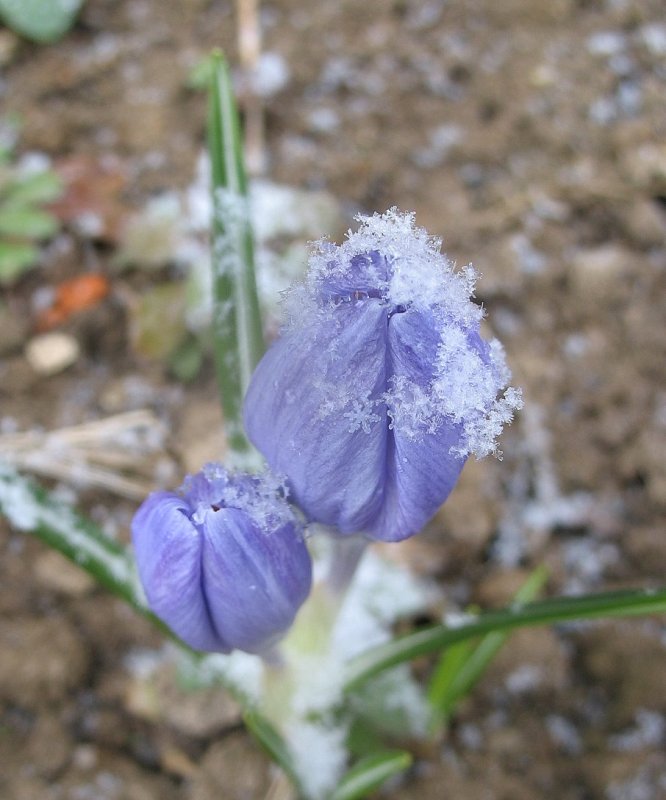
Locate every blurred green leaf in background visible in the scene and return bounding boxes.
[0,0,85,44]
[0,132,63,284]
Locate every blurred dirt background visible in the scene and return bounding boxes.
[1,0,665,798]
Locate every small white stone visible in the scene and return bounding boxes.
[25,332,80,376]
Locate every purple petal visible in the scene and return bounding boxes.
[201,507,312,653]
[245,300,390,533]
[131,492,223,652]
[363,309,466,541]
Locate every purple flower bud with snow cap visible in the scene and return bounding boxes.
[244,209,522,543]
[131,464,312,654]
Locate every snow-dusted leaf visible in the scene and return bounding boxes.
[207,50,264,467]
[0,462,140,608]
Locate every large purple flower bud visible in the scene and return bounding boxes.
[244,209,521,542]
[131,464,312,654]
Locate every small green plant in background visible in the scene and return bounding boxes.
[0,123,63,285]
[0,0,85,43]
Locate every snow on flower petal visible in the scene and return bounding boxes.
[131,464,312,654]
[244,208,522,542]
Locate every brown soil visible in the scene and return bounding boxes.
[1,0,665,798]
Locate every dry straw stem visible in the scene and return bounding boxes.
[0,410,172,499]
[236,0,266,176]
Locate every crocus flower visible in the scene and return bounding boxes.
[244,209,521,542]
[132,464,312,654]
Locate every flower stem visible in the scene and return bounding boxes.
[325,532,368,597]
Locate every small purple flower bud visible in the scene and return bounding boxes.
[244,209,522,542]
[131,464,312,654]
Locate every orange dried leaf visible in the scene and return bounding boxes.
[36,273,110,330]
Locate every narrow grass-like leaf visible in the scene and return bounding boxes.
[426,638,475,721]
[344,586,666,691]
[330,751,412,800]
[428,566,548,730]
[243,709,303,793]
[207,50,264,469]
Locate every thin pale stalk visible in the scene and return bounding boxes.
[207,50,265,469]
[326,533,368,597]
[236,0,265,175]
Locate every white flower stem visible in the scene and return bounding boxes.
[260,644,286,669]
[325,532,368,598]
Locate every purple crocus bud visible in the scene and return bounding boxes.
[244,209,522,543]
[131,464,312,654]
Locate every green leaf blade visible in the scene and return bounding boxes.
[330,751,412,800]
[206,51,265,469]
[427,637,475,718]
[345,586,666,692]
[428,566,548,727]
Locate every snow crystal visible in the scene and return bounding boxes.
[458,722,483,750]
[546,714,583,755]
[610,710,665,752]
[562,538,620,593]
[606,765,666,800]
[0,464,40,530]
[639,23,666,56]
[443,610,479,629]
[290,209,521,459]
[586,31,626,56]
[123,646,168,679]
[185,463,295,533]
[251,52,291,97]
[510,233,548,274]
[335,549,438,654]
[343,393,381,434]
[211,187,251,278]
[175,648,262,703]
[351,664,430,739]
[505,664,543,694]
[286,720,348,800]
